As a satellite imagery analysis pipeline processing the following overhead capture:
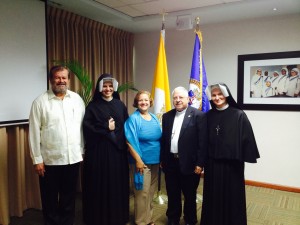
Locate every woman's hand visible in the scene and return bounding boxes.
[108,117,115,131]
[136,160,146,175]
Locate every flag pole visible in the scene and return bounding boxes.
[153,9,168,205]
[195,16,204,203]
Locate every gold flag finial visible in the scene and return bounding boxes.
[195,17,200,32]
[160,9,168,30]
[194,17,202,42]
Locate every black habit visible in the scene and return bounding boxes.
[200,106,260,225]
[82,97,129,225]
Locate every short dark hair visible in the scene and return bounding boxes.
[133,90,153,108]
[49,65,70,79]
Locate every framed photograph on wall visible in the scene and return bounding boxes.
[237,51,300,111]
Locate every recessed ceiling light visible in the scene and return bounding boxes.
[273,8,277,11]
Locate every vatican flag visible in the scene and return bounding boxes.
[151,28,171,123]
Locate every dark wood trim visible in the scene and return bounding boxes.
[245,180,300,193]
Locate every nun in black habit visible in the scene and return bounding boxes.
[82,74,129,225]
[200,83,260,225]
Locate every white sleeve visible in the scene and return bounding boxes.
[28,99,44,165]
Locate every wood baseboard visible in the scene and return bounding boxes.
[245,180,300,193]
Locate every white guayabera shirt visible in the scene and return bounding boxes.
[29,89,85,165]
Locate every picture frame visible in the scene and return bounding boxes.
[237,51,300,111]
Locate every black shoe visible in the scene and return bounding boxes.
[167,221,180,225]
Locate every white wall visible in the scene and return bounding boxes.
[134,15,300,188]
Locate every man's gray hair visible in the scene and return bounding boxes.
[172,86,188,97]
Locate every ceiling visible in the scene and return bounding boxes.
[47,0,300,33]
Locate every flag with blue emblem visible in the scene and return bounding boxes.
[188,24,209,112]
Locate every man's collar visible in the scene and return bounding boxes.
[48,89,70,99]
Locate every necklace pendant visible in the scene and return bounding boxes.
[216,125,220,135]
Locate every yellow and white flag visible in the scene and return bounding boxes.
[151,29,171,123]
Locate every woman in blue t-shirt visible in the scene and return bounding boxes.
[124,90,162,225]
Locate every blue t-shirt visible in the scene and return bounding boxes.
[138,117,161,164]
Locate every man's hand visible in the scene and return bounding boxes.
[194,166,202,175]
[34,163,45,177]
